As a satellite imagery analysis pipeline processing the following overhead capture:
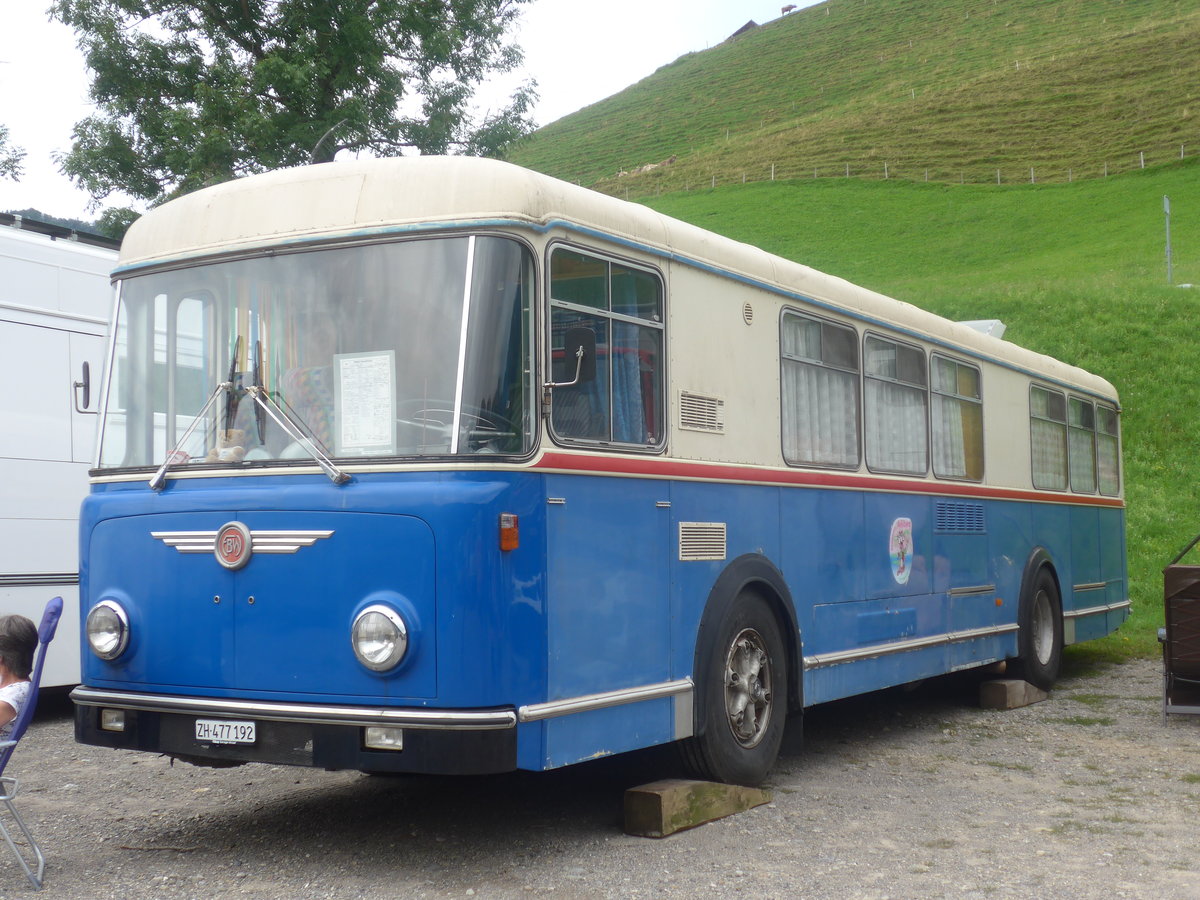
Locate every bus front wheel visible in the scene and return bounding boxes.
[681,591,787,786]
[1011,567,1063,691]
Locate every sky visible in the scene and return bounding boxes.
[0,0,819,223]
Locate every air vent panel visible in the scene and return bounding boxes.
[935,501,986,534]
[679,522,727,561]
[679,391,725,433]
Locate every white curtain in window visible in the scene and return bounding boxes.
[1031,419,1067,489]
[865,380,927,474]
[1069,427,1096,493]
[1097,432,1119,495]
[782,361,858,466]
[932,394,966,477]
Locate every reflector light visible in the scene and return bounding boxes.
[364,726,405,751]
[100,709,126,732]
[499,513,519,552]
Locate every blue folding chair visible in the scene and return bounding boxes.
[0,596,63,890]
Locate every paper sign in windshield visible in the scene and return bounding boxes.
[335,351,396,455]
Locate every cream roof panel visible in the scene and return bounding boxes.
[117,156,1116,401]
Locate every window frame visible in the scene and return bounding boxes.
[779,308,862,470]
[1095,403,1121,497]
[863,331,929,477]
[1067,395,1098,494]
[545,242,666,453]
[1029,384,1069,491]
[929,353,984,483]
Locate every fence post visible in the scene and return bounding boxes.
[1161,196,1171,285]
[884,163,889,179]
[1140,151,1146,169]
[845,163,850,177]
[996,169,1001,185]
[1030,167,1035,184]
[771,163,776,181]
[1165,195,1173,285]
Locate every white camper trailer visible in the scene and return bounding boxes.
[0,218,116,687]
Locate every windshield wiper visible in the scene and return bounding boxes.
[148,380,234,491]
[243,386,350,485]
[224,335,241,437]
[250,339,267,446]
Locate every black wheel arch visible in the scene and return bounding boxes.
[691,553,803,737]
[1018,546,1062,612]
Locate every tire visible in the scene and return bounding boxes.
[1010,567,1063,691]
[680,591,787,786]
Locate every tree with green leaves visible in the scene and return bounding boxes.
[0,125,25,181]
[51,0,538,208]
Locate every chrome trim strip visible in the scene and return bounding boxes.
[803,623,1019,669]
[449,235,476,455]
[948,584,996,597]
[1072,582,1108,593]
[0,573,78,587]
[518,678,694,723]
[70,687,516,731]
[151,529,334,554]
[1064,598,1132,620]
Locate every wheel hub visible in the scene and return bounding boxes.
[724,628,773,748]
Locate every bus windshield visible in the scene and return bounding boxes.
[98,235,535,470]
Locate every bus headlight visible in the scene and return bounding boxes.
[86,599,130,660]
[351,605,408,672]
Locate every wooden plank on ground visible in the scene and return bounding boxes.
[623,778,771,838]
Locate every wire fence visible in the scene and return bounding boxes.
[605,138,1198,200]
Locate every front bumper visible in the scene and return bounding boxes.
[71,686,518,774]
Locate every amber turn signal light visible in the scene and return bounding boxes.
[499,513,519,551]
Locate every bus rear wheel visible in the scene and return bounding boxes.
[1011,568,1063,691]
[681,591,787,786]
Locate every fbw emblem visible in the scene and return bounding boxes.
[215,522,253,570]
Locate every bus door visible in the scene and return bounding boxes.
[861,496,935,653]
[543,473,671,767]
[933,499,1005,669]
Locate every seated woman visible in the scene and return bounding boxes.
[0,615,37,741]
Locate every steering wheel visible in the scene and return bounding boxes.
[396,400,517,452]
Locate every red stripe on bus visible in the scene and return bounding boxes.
[531,452,1125,508]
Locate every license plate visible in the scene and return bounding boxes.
[195,719,256,745]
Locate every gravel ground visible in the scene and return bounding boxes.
[3,654,1199,899]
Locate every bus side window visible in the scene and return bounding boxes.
[1030,385,1068,490]
[549,248,664,447]
[1096,405,1120,496]
[864,334,928,475]
[1068,396,1097,493]
[780,311,860,469]
[931,355,983,481]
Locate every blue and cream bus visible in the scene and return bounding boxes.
[72,157,1127,785]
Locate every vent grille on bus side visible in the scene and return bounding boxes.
[679,391,725,433]
[935,501,986,534]
[678,522,727,561]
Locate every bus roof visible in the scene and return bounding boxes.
[118,156,1116,401]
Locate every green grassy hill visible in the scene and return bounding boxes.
[506,0,1200,662]
[638,159,1200,660]
[508,0,1200,198]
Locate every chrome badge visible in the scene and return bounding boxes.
[215,521,253,570]
[151,526,334,569]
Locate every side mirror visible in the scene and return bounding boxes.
[73,361,96,414]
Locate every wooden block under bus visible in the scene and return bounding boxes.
[623,778,772,838]
[979,679,1049,710]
